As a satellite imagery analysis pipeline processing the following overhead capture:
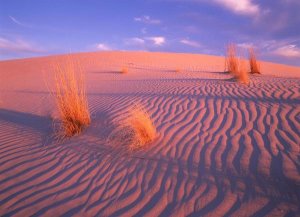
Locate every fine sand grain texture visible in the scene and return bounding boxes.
[0,51,299,216]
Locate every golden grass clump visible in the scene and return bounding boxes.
[108,105,157,150]
[225,43,239,74]
[121,67,128,74]
[175,68,181,73]
[127,106,156,149]
[225,43,249,85]
[54,60,90,137]
[248,47,261,74]
[234,59,249,85]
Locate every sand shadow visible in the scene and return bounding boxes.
[88,70,123,74]
[0,108,54,145]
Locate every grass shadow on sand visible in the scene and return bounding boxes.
[0,107,299,216]
[88,70,128,74]
[0,108,55,146]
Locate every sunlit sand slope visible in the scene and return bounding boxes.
[0,51,299,216]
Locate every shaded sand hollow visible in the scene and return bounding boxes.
[0,51,299,216]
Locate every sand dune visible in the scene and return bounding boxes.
[0,51,299,216]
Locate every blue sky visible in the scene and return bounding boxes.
[0,0,300,66]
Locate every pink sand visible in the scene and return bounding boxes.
[0,51,299,216]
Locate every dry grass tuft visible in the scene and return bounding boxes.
[54,59,90,138]
[234,59,249,85]
[121,67,128,74]
[225,43,249,85]
[225,43,239,74]
[175,68,181,73]
[248,47,261,74]
[108,105,157,150]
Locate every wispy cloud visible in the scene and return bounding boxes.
[182,0,260,16]
[8,15,69,33]
[213,0,260,16]
[95,43,111,51]
[236,40,300,59]
[9,16,32,28]
[125,36,166,47]
[134,15,161,24]
[125,37,145,46]
[180,39,201,48]
[273,44,300,57]
[0,37,43,54]
[146,37,166,46]
[237,42,255,49]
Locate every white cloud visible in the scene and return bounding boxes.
[146,37,165,46]
[0,37,42,54]
[213,0,260,15]
[125,37,145,46]
[180,39,201,48]
[124,36,166,47]
[273,44,300,57]
[134,15,161,24]
[238,40,300,59]
[177,0,260,16]
[95,43,111,51]
[237,42,255,49]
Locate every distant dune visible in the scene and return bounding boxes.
[0,51,299,216]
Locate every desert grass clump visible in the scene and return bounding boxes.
[234,59,249,85]
[108,105,157,150]
[225,43,239,74]
[121,67,128,74]
[248,47,261,74]
[54,60,90,137]
[225,43,249,85]
[175,68,181,73]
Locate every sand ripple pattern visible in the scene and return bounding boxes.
[0,64,300,216]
